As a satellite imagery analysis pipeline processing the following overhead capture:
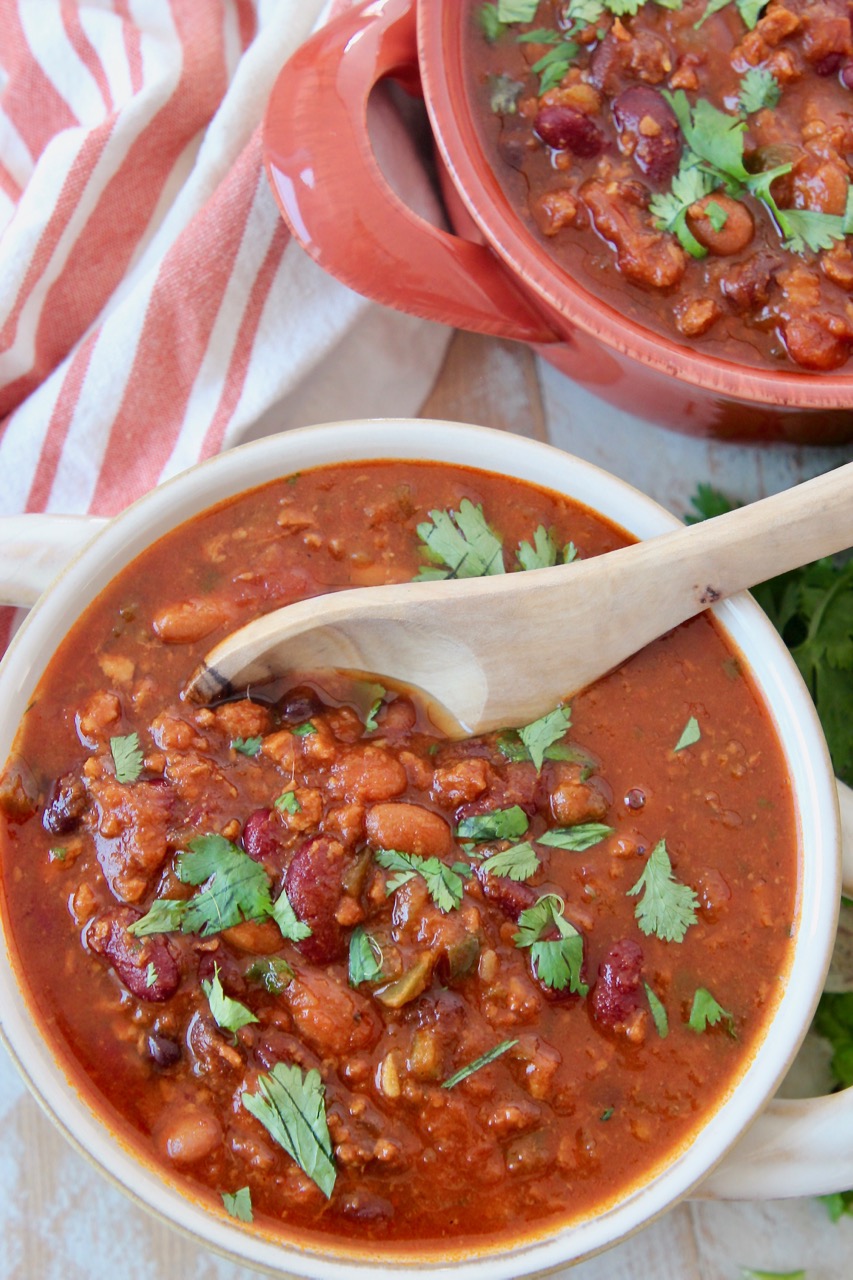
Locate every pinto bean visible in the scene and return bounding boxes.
[152,597,230,644]
[686,194,754,256]
[154,1103,222,1165]
[87,906,180,1002]
[365,803,452,858]
[284,836,347,963]
[612,86,682,185]
[533,105,605,158]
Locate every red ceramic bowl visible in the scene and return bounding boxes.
[263,0,853,444]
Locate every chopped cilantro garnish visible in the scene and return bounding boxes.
[514,893,588,994]
[479,2,507,41]
[231,736,262,757]
[221,1186,253,1222]
[739,1271,806,1279]
[489,73,525,113]
[364,692,384,732]
[688,986,736,1035]
[648,151,714,258]
[292,722,316,737]
[127,896,188,937]
[814,991,853,1087]
[497,0,538,19]
[456,805,530,841]
[48,846,67,862]
[110,732,143,783]
[348,926,384,986]
[246,955,293,995]
[627,839,698,943]
[203,963,259,1035]
[537,822,613,851]
[415,499,505,580]
[176,835,274,936]
[481,840,541,881]
[737,66,780,115]
[530,41,580,93]
[674,716,701,752]
[644,981,669,1037]
[242,1063,336,1198]
[274,789,301,815]
[144,962,158,989]
[442,1038,518,1089]
[516,525,579,570]
[518,704,572,771]
[271,885,312,942]
[375,848,472,913]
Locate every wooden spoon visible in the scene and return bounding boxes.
[185,463,853,735]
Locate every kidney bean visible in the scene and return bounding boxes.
[284,836,346,963]
[533,105,605,158]
[474,863,536,920]
[43,773,88,835]
[87,906,180,1002]
[611,86,682,185]
[242,808,286,873]
[590,938,644,1030]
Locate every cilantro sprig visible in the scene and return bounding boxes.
[375,848,472,913]
[516,526,578,570]
[627,839,698,942]
[688,986,736,1035]
[442,1038,518,1089]
[221,1186,253,1222]
[348,926,384,986]
[242,1063,336,1198]
[203,963,258,1035]
[415,500,505,580]
[110,732,143,784]
[514,893,588,993]
[457,805,529,841]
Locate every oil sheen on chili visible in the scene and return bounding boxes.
[465,0,853,372]
[0,461,797,1252]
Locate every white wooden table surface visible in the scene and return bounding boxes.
[4,334,853,1280]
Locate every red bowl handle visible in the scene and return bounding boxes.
[263,0,558,344]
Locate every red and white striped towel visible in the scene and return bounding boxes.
[0,0,450,648]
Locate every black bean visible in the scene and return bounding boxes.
[148,1033,181,1068]
[43,773,87,835]
[278,684,324,724]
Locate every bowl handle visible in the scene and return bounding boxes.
[0,515,108,607]
[697,778,853,1201]
[262,0,558,344]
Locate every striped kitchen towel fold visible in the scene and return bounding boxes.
[0,0,450,647]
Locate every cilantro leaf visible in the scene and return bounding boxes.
[674,716,701,751]
[814,990,853,1087]
[516,525,578,570]
[648,149,715,256]
[627,839,698,942]
[221,1186,253,1222]
[497,0,538,19]
[203,963,259,1035]
[456,805,530,841]
[246,956,293,995]
[274,789,301,815]
[739,1272,806,1280]
[349,926,384,986]
[479,2,507,41]
[774,205,850,255]
[364,692,384,732]
[110,732,143,784]
[375,848,471,913]
[518,705,572,771]
[292,721,316,737]
[693,0,732,28]
[271,886,312,942]
[737,66,780,114]
[442,1038,518,1089]
[145,962,158,988]
[231,736,262,757]
[481,840,541,881]
[127,896,188,937]
[530,42,579,93]
[686,482,738,524]
[489,72,525,113]
[242,1063,336,1198]
[564,0,605,27]
[736,0,767,25]
[176,835,274,936]
[537,822,613,851]
[645,981,669,1037]
[514,894,588,994]
[688,986,736,1035]
[415,500,505,580]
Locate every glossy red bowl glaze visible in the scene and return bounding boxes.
[263,0,853,442]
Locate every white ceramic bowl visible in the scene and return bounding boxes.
[0,419,851,1278]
